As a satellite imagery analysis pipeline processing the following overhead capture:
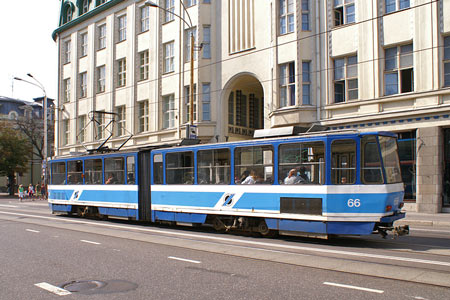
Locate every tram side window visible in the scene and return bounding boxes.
[166,151,194,184]
[153,154,163,184]
[126,156,136,184]
[235,145,273,184]
[379,136,403,183]
[197,149,231,184]
[361,136,383,184]
[84,159,103,184]
[331,139,356,184]
[67,160,83,184]
[279,142,325,185]
[105,157,125,184]
[51,162,66,185]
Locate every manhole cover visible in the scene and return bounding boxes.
[60,280,138,295]
[61,280,106,292]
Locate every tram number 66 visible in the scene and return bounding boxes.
[347,198,361,208]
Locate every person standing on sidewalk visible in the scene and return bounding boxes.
[18,184,24,202]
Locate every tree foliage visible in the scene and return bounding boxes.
[0,123,32,180]
[14,117,53,160]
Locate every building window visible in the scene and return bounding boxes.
[139,100,149,132]
[64,5,74,23]
[334,55,358,103]
[80,72,87,98]
[117,58,126,87]
[184,85,197,123]
[80,0,89,15]
[98,24,106,50]
[118,15,127,42]
[397,131,416,201]
[203,0,211,3]
[279,62,295,107]
[202,26,211,59]
[279,0,294,35]
[202,83,211,121]
[62,119,70,145]
[96,112,105,139]
[116,106,126,136]
[96,0,107,6]
[78,115,87,143]
[139,50,149,81]
[384,44,413,95]
[141,6,150,32]
[63,78,71,103]
[97,65,106,93]
[64,40,71,64]
[81,33,88,57]
[385,0,410,14]
[301,0,310,31]
[163,94,175,129]
[185,0,197,7]
[444,36,450,87]
[164,0,175,23]
[302,61,311,105]
[164,41,174,73]
[185,27,197,62]
[334,0,355,26]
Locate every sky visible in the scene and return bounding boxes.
[0,1,60,103]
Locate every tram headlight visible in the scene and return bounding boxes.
[385,205,392,212]
[398,202,404,209]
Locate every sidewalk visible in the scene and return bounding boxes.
[1,193,449,229]
[395,212,450,229]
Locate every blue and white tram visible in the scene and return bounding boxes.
[48,130,408,238]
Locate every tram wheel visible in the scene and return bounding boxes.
[258,220,276,237]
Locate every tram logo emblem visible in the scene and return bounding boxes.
[70,190,82,201]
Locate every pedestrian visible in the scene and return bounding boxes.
[18,184,24,202]
[40,182,47,200]
[28,183,35,200]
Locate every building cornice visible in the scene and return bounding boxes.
[52,0,123,41]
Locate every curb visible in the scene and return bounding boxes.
[396,219,450,228]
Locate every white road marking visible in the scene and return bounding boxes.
[168,256,201,264]
[2,210,450,267]
[323,282,384,294]
[26,229,40,233]
[80,240,101,245]
[0,204,19,208]
[35,282,71,296]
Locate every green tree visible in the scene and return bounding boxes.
[0,124,32,195]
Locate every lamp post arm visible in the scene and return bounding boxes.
[145,0,192,28]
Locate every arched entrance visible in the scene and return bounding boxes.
[222,74,264,141]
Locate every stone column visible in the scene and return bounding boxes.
[416,127,443,213]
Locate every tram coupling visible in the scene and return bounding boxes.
[377,225,409,239]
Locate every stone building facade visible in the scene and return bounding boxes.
[52,0,450,212]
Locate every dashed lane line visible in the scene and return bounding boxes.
[323,282,384,294]
[26,229,40,233]
[80,239,101,245]
[168,256,201,264]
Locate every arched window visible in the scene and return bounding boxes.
[78,0,91,16]
[62,2,75,24]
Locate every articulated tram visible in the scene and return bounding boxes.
[48,130,408,238]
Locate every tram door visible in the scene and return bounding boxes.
[331,140,357,184]
[138,150,152,221]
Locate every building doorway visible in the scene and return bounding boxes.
[443,129,450,208]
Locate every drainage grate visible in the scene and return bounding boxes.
[60,280,138,295]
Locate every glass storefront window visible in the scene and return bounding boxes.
[398,131,416,201]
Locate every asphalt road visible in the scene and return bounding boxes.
[0,198,449,299]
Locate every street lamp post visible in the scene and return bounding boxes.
[13,75,48,185]
[145,0,196,137]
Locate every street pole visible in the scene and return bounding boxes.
[14,75,48,186]
[190,33,194,127]
[145,0,196,137]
